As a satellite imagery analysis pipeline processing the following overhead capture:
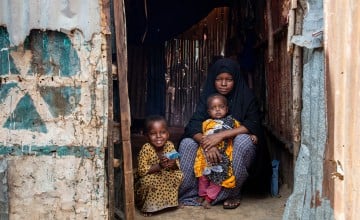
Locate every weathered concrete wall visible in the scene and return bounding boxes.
[0,25,108,219]
[0,160,8,219]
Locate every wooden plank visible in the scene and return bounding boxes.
[266,0,274,62]
[291,2,304,162]
[113,0,135,219]
[102,0,115,219]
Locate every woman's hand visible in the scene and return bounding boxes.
[201,132,223,151]
[204,147,222,164]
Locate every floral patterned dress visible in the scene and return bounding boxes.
[135,141,183,213]
[193,116,240,188]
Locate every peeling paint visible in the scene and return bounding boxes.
[0,82,19,102]
[0,159,8,219]
[0,23,108,219]
[0,145,101,158]
[3,93,47,133]
[0,28,108,147]
[28,30,81,77]
[7,156,107,219]
[0,27,19,75]
[0,0,101,46]
[39,86,81,117]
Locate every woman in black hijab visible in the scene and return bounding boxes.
[178,58,264,209]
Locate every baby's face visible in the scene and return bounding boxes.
[207,97,228,119]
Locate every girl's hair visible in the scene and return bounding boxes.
[207,93,228,107]
[143,115,168,134]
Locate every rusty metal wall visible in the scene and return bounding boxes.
[324,1,360,219]
[260,0,293,146]
[164,8,229,127]
[264,34,292,144]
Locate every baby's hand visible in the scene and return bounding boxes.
[250,135,258,144]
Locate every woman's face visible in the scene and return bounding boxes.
[214,72,234,95]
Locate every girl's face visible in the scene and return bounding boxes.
[146,121,169,149]
[214,72,234,95]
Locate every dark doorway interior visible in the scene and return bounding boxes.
[112,0,297,218]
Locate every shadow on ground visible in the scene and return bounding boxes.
[134,186,290,220]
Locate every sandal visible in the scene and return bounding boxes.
[223,198,241,209]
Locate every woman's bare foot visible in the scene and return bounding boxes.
[202,199,211,209]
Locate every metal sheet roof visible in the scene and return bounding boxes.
[0,0,101,45]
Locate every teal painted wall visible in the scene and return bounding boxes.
[0,26,108,219]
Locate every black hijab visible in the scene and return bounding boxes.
[184,58,261,138]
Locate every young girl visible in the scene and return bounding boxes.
[135,115,183,216]
[194,94,257,208]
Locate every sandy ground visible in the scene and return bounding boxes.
[134,186,290,220]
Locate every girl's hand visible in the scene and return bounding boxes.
[166,159,177,169]
[201,133,223,151]
[205,147,222,164]
[159,156,168,169]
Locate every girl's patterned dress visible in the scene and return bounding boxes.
[135,141,183,213]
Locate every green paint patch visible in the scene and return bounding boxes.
[0,82,19,103]
[0,27,20,75]
[39,86,81,117]
[28,30,80,77]
[0,145,101,158]
[3,93,47,133]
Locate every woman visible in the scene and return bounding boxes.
[178,58,264,209]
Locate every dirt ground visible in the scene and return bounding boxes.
[134,185,290,220]
[131,129,290,220]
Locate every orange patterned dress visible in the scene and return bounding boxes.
[194,117,240,188]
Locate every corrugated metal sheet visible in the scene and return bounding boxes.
[0,0,101,45]
[264,34,292,144]
[165,8,229,127]
[261,0,293,146]
[324,0,360,219]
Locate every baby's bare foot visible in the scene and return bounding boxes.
[202,200,211,209]
[196,197,205,204]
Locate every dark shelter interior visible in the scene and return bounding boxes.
[113,0,296,216]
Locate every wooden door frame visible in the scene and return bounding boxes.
[113,0,135,219]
